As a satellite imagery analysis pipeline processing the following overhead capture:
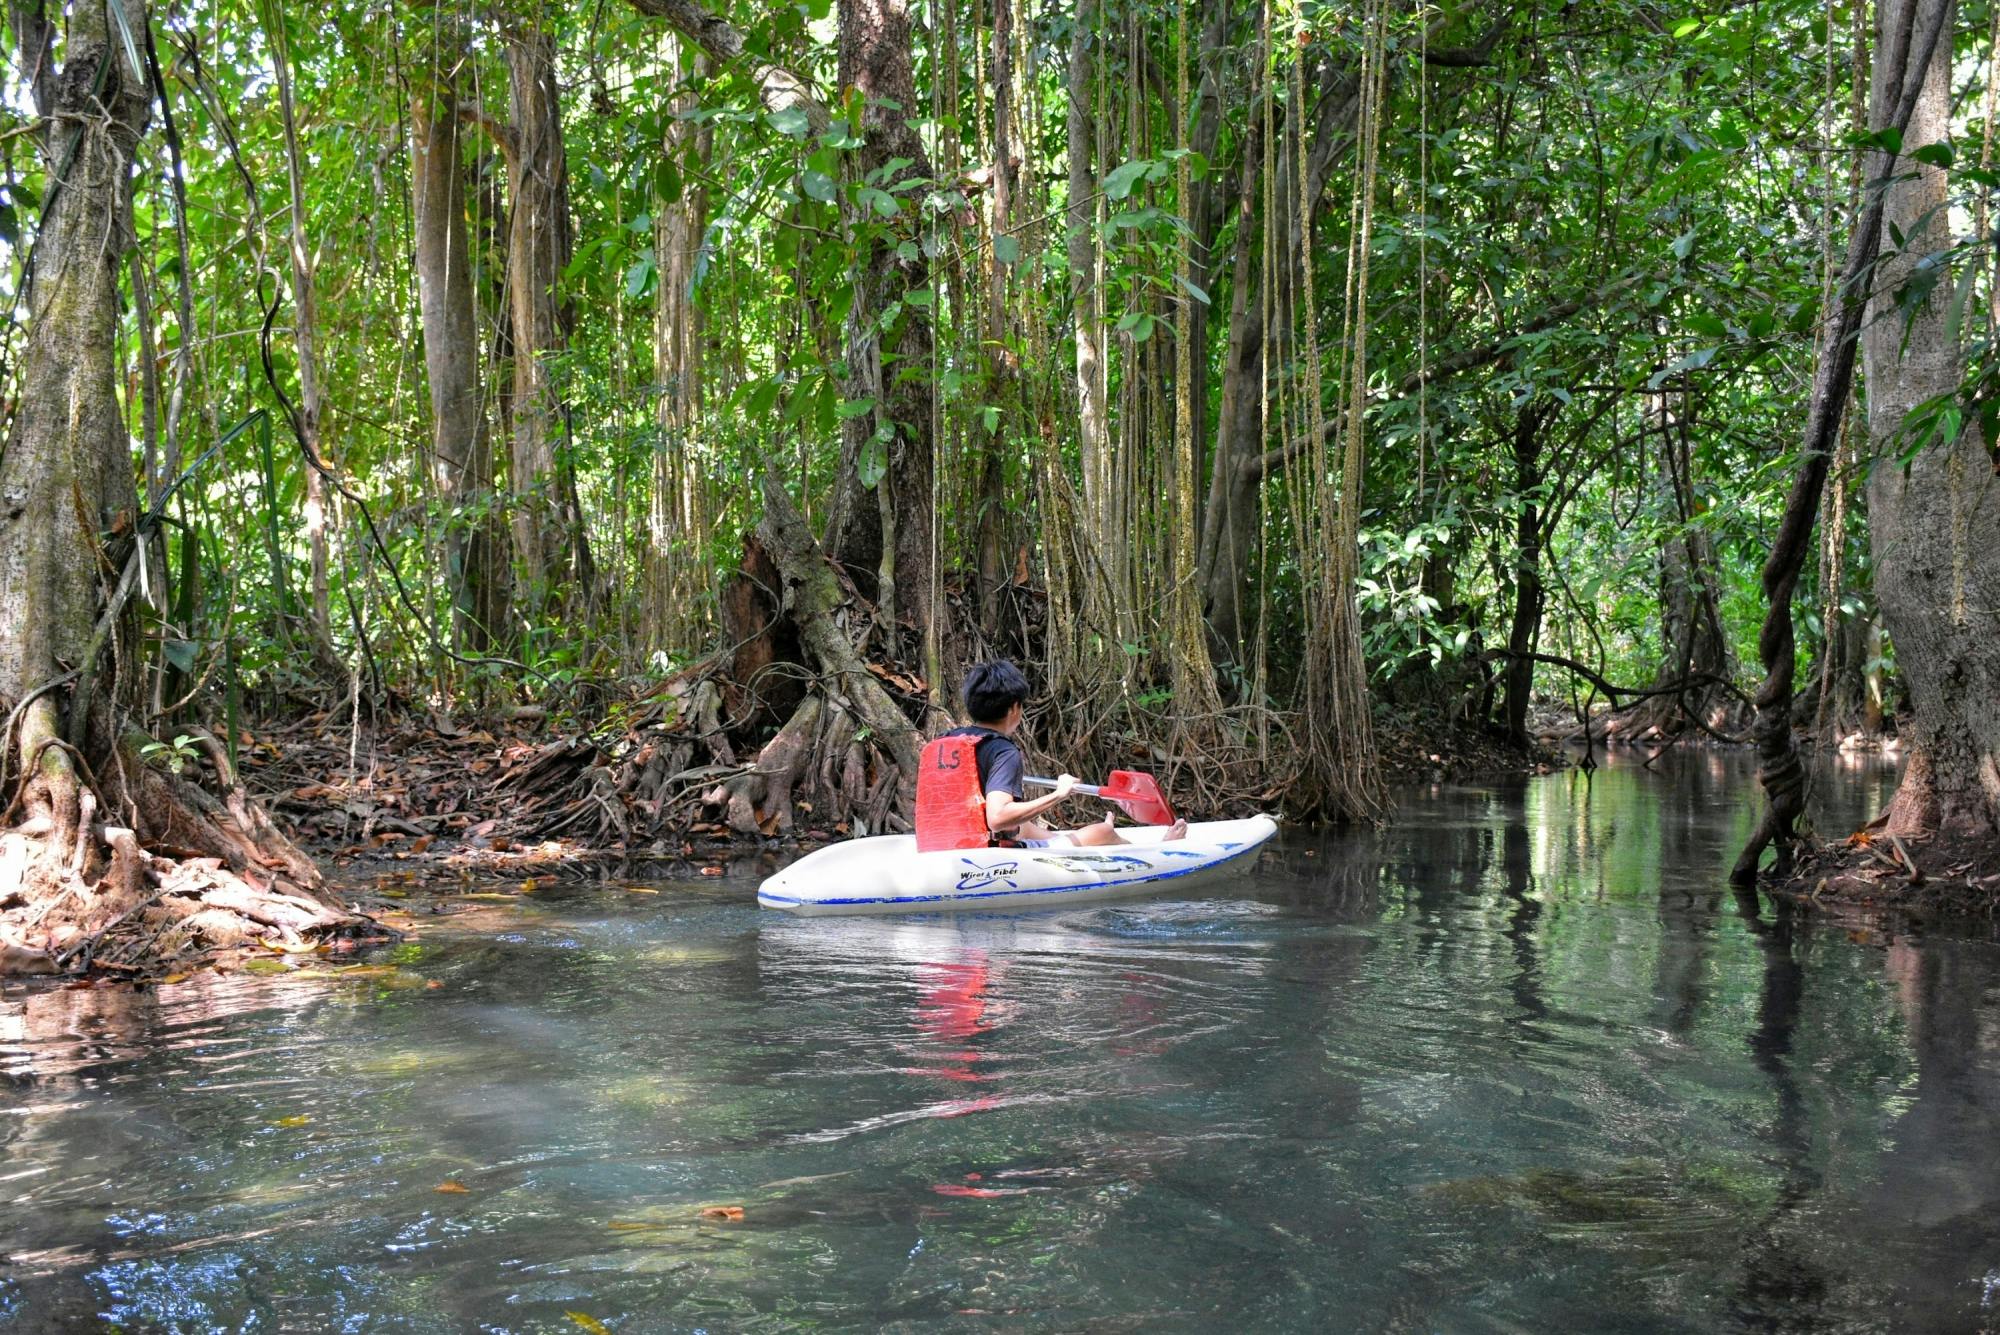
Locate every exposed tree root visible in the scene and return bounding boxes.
[1773,826,2000,920]
[0,751,376,978]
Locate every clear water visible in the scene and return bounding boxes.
[5,751,1997,1333]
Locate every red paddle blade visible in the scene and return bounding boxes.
[1100,770,1176,826]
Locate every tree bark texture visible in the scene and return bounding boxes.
[0,0,153,839]
[493,15,591,615]
[1862,0,2000,847]
[0,1,363,973]
[412,24,506,653]
[645,44,715,654]
[823,0,938,647]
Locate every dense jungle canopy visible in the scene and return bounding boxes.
[0,0,1997,970]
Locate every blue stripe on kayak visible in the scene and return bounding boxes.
[757,832,1271,909]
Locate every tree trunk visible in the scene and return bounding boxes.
[823,0,939,656]
[645,43,714,655]
[488,15,592,617]
[1501,405,1549,747]
[0,1,363,973]
[411,24,506,653]
[1861,0,2000,849]
[1731,0,1950,881]
[1615,390,1746,739]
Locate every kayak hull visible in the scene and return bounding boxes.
[756,815,1278,915]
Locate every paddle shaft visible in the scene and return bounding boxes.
[1024,775,1102,797]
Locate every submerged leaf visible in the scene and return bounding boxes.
[435,1180,470,1194]
[566,1314,613,1335]
[699,1205,745,1221]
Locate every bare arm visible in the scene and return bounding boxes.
[986,774,1077,832]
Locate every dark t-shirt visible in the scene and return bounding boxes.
[942,725,1024,800]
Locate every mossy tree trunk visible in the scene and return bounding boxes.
[0,0,364,974]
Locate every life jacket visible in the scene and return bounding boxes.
[915,732,994,852]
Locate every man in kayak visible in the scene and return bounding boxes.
[940,660,1187,848]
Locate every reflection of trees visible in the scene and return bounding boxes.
[1858,939,2000,1327]
[1499,780,1547,1028]
[1727,890,1829,1323]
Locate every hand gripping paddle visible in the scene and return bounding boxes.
[1024,771,1178,826]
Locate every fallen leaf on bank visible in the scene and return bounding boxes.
[565,1314,612,1335]
[160,972,189,985]
[262,939,321,955]
[410,835,434,853]
[624,886,658,895]
[435,1180,470,1194]
[272,1115,311,1128]
[425,980,444,990]
[698,1205,744,1221]
[700,866,723,878]
[243,958,291,975]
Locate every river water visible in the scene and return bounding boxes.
[4,751,1998,1332]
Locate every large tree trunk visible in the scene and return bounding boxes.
[644,44,714,655]
[412,22,506,654]
[0,1,363,974]
[1862,0,2000,849]
[822,0,939,659]
[490,15,593,617]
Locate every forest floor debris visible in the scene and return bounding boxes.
[232,694,1565,880]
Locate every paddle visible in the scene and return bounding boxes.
[1024,771,1178,826]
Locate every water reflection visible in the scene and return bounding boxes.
[12,750,2000,1331]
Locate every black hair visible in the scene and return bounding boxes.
[963,659,1031,724]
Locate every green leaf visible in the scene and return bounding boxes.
[1646,346,1718,389]
[654,156,683,202]
[1671,17,1702,38]
[768,106,812,138]
[992,234,1019,266]
[980,405,1001,433]
[1175,274,1210,305]
[837,396,877,419]
[858,433,889,489]
[856,186,899,217]
[1911,141,1955,168]
[1103,158,1155,201]
[1685,313,1728,339]
[163,639,200,673]
[801,169,836,203]
[1670,228,1696,260]
[624,256,655,299]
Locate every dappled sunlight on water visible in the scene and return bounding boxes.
[6,750,2000,1331]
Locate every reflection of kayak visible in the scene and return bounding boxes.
[757,815,1278,915]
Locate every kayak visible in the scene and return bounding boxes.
[757,815,1279,915]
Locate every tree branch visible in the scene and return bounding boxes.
[1240,270,1643,485]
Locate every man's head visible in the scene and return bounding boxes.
[963,659,1031,728]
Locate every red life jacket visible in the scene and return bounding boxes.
[915,733,992,852]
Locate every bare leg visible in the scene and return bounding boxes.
[1069,815,1127,846]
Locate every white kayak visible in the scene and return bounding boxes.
[757,815,1279,915]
